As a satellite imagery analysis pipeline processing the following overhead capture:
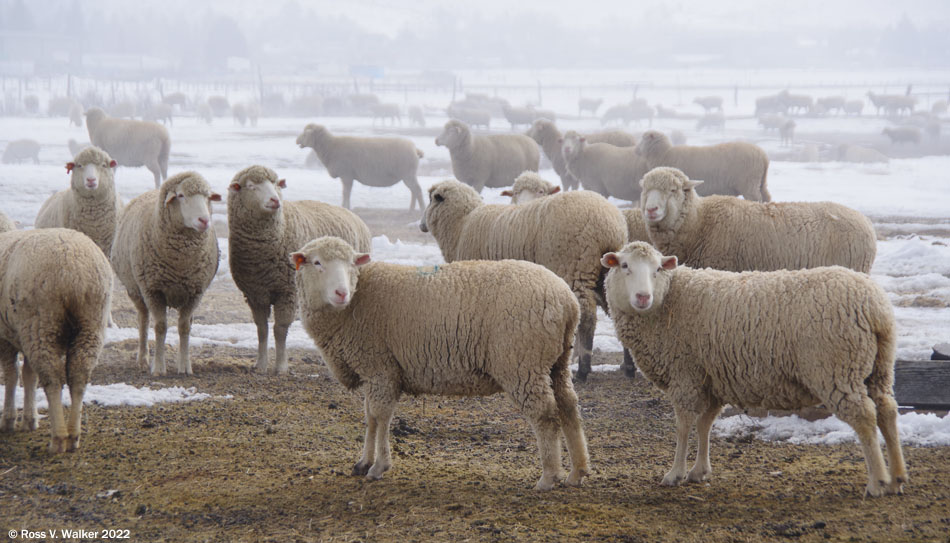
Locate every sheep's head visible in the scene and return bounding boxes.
[84,107,106,128]
[435,120,469,149]
[602,241,677,314]
[560,131,586,163]
[420,180,482,236]
[639,167,702,225]
[291,236,370,310]
[67,146,115,194]
[502,172,560,204]
[161,172,221,233]
[228,165,286,216]
[296,124,328,149]
[525,119,554,144]
[635,130,672,158]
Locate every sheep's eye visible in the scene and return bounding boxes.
[620,262,628,269]
[434,194,444,203]
[313,260,321,267]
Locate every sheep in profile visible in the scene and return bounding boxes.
[844,99,864,116]
[692,96,722,113]
[778,90,813,115]
[420,180,626,382]
[296,124,424,210]
[779,119,796,146]
[655,104,677,118]
[758,114,786,132]
[755,94,785,116]
[578,97,603,116]
[526,119,636,192]
[931,100,948,116]
[227,165,370,374]
[446,103,491,129]
[0,228,112,453]
[85,107,170,188]
[162,92,188,109]
[111,172,221,376]
[435,120,539,193]
[370,103,401,125]
[602,241,907,497]
[816,96,846,115]
[635,130,771,202]
[639,167,876,273]
[232,103,248,126]
[882,126,921,145]
[48,96,83,127]
[561,131,649,203]
[1,139,40,164]
[207,95,230,117]
[501,171,561,204]
[196,102,213,125]
[143,103,173,126]
[502,103,536,129]
[408,105,426,127]
[695,113,725,131]
[294,236,589,490]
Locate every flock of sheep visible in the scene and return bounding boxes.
[0,88,915,499]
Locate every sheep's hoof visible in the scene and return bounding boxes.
[564,468,588,487]
[49,436,70,454]
[865,480,888,498]
[352,462,371,476]
[366,463,390,480]
[621,363,638,379]
[17,417,38,431]
[573,371,588,384]
[65,435,80,452]
[687,467,710,483]
[0,418,15,432]
[252,363,270,374]
[887,479,905,496]
[534,477,556,491]
[661,472,686,486]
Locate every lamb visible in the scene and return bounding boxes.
[836,144,889,164]
[692,96,723,112]
[1,139,40,164]
[370,103,401,125]
[502,103,536,129]
[34,146,121,256]
[695,113,725,131]
[420,179,627,382]
[779,119,796,146]
[293,236,589,490]
[0,211,14,233]
[408,105,426,127]
[639,167,876,273]
[883,126,922,145]
[578,97,603,116]
[525,119,636,192]
[0,228,112,453]
[601,241,907,497]
[560,131,649,203]
[435,120,539,193]
[634,130,771,202]
[111,172,221,376]
[501,171,560,204]
[227,165,371,374]
[844,99,864,116]
[296,124,425,210]
[85,107,170,188]
[446,103,491,129]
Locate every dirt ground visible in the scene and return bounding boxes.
[2,209,949,543]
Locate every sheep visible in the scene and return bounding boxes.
[446,103,491,129]
[755,94,785,116]
[232,103,247,126]
[370,103,401,125]
[816,96,846,115]
[108,100,136,119]
[601,103,654,126]
[836,144,889,164]
[1,139,40,164]
[143,103,173,126]
[882,126,921,145]
[501,171,561,204]
[435,120,539,193]
[757,113,786,132]
[69,102,84,128]
[844,99,864,116]
[0,228,112,453]
[48,96,83,125]
[867,92,915,116]
[85,107,170,189]
[669,130,686,146]
[196,102,213,124]
[639,167,876,273]
[0,210,15,233]
[23,94,39,114]
[408,105,426,127]
[531,107,557,123]
[35,146,121,256]
[246,102,260,127]
[502,103,536,129]
[578,97,603,116]
[207,95,230,117]
[525,119,636,192]
[931,99,948,116]
[655,104,677,118]
[67,139,89,157]
[635,130,770,202]
[227,165,371,374]
[560,131,648,203]
[695,113,725,131]
[779,119,796,146]
[296,124,424,210]
[420,179,627,382]
[162,92,187,109]
[601,241,907,497]
[293,236,590,490]
[778,90,813,115]
[692,96,722,112]
[111,172,221,376]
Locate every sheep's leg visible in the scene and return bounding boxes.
[364,381,399,481]
[19,359,38,431]
[619,349,638,379]
[145,295,168,376]
[177,302,198,375]
[405,176,424,211]
[43,380,69,453]
[472,180,486,194]
[340,178,354,210]
[832,392,889,497]
[272,300,295,375]
[148,163,161,189]
[508,374,563,491]
[353,394,377,476]
[0,346,16,431]
[573,296,596,383]
[552,361,589,487]
[129,292,150,370]
[250,302,271,373]
[63,325,101,451]
[662,404,696,486]
[687,403,722,483]
[873,392,907,495]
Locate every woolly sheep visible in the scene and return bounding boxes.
[23,95,39,114]
[227,165,371,374]
[816,96,846,114]
[143,103,173,126]
[561,131,648,203]
[446,103,491,129]
[837,144,889,164]
[246,102,260,127]
[296,124,425,210]
[778,90,813,115]
[602,241,907,497]
[882,126,921,145]
[232,103,247,126]
[692,96,722,112]
[48,97,83,125]
[35,146,121,256]
[420,180,626,382]
[370,103,401,125]
[844,99,864,116]
[755,94,785,116]
[932,100,948,116]
[0,211,14,233]
[501,171,561,204]
[408,105,426,127]
[162,92,187,109]
[0,228,112,453]
[601,103,653,126]
[695,113,724,131]
[779,119,796,146]
[635,130,771,202]
[655,104,677,118]
[207,95,230,117]
[85,107,170,189]
[502,103,536,129]
[111,172,221,376]
[196,103,213,125]
[1,139,40,164]
[639,167,876,273]
[578,97,603,116]
[435,120,539,193]
[867,92,915,116]
[757,113,786,132]
[526,119,636,192]
[293,236,589,490]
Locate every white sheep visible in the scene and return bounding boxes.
[639,167,876,273]
[931,99,948,116]
[420,180,627,382]
[2,139,40,164]
[882,126,921,145]
[435,120,539,193]
[246,102,260,127]
[293,236,590,490]
[778,90,813,115]
[111,172,221,376]
[601,103,653,126]
[755,93,785,116]
[578,97,603,116]
[816,96,846,115]
[85,107,170,189]
[227,165,371,374]
[695,113,725,131]
[602,241,907,497]
[446,103,491,129]
[0,228,112,453]
[526,119,637,192]
[501,171,561,204]
[35,146,121,256]
[296,124,425,210]
[370,103,401,125]
[867,92,916,116]
[692,96,723,112]
[232,103,248,126]
[836,144,889,164]
[502,103,536,129]
[844,99,864,116]
[162,92,188,109]
[779,119,796,146]
[408,105,426,127]
[757,114,786,132]
[655,104,677,118]
[207,95,230,117]
[48,96,83,127]
[196,102,213,125]
[560,130,648,203]
[635,130,771,202]
[143,103,173,126]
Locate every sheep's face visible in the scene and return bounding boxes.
[435,121,466,148]
[503,182,560,204]
[560,133,585,162]
[639,168,701,224]
[525,120,551,143]
[635,130,671,158]
[296,125,327,148]
[165,184,221,233]
[67,155,116,193]
[421,180,480,235]
[602,242,677,313]
[292,238,370,310]
[230,177,286,214]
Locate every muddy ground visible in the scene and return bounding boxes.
[1,208,949,543]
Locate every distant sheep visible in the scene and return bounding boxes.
[23,95,39,114]
[1,139,40,164]
[758,114,787,132]
[779,119,796,146]
[578,98,603,116]
[816,96,846,115]
[882,126,921,145]
[754,94,785,116]
[143,103,173,126]
[695,113,724,131]
[48,97,83,127]
[526,119,636,192]
[844,99,864,116]
[837,144,889,164]
[561,130,648,202]
[602,103,653,126]
[502,103,536,129]
[207,95,230,117]
[162,92,188,109]
[408,105,426,127]
[446,103,491,129]
[232,103,248,126]
[867,92,916,116]
[778,90,813,115]
[655,104,677,118]
[370,103,401,125]
[932,100,948,116]
[435,120,539,193]
[692,96,722,112]
[85,107,170,188]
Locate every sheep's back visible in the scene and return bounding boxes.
[476,134,540,187]
[323,136,419,184]
[91,118,167,166]
[661,143,768,197]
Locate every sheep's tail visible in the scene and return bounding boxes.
[758,161,772,202]
[159,136,170,179]
[865,302,898,401]
[415,148,424,159]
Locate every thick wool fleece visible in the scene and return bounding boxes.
[437,120,540,192]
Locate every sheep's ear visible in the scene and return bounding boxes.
[601,252,620,268]
[354,253,371,267]
[229,183,242,192]
[548,186,561,195]
[277,179,287,189]
[291,252,307,270]
[660,256,678,270]
[500,190,514,197]
[164,189,178,206]
[109,159,117,168]
[66,162,75,173]
[579,136,586,143]
[209,193,222,202]
[685,179,704,190]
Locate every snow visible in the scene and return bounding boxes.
[0,383,228,411]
